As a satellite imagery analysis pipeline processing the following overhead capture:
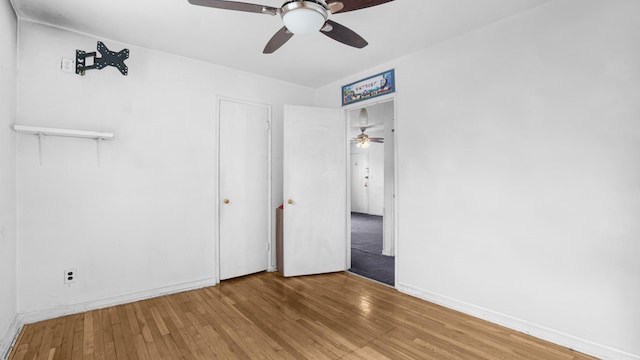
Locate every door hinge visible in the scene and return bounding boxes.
[266,242,270,252]
[266,121,271,131]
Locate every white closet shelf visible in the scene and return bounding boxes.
[12,124,115,140]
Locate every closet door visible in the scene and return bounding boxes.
[218,98,270,280]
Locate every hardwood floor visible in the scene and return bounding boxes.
[9,272,595,360]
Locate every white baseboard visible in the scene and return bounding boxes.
[0,316,23,360]
[18,277,218,325]
[397,283,639,360]
[1,277,217,358]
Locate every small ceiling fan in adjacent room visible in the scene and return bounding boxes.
[352,127,383,148]
[187,0,395,53]
[351,107,383,148]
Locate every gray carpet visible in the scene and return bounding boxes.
[351,212,383,254]
[349,212,395,286]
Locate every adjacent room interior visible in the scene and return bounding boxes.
[1,0,639,359]
[348,101,396,286]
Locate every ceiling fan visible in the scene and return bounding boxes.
[187,0,394,53]
[352,127,383,148]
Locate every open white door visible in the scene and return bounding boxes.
[283,105,347,277]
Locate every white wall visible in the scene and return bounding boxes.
[15,20,314,316]
[0,0,18,357]
[316,0,640,359]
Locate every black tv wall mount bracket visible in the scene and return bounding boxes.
[76,41,129,76]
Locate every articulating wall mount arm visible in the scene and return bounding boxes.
[76,41,129,76]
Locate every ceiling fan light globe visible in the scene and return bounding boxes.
[359,108,369,125]
[355,136,370,149]
[282,1,328,35]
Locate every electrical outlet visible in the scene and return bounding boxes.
[61,57,75,73]
[64,268,77,284]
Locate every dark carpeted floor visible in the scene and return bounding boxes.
[349,212,395,286]
[351,212,383,254]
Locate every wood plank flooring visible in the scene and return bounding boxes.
[9,272,596,359]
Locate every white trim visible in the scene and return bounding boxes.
[0,316,23,360]
[214,97,222,285]
[18,277,217,325]
[343,93,399,288]
[345,108,352,270]
[266,104,273,273]
[341,94,395,112]
[392,92,399,287]
[397,282,640,360]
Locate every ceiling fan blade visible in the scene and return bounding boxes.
[327,1,344,13]
[263,27,293,54]
[187,0,279,15]
[320,20,368,49]
[331,0,394,13]
[352,124,380,129]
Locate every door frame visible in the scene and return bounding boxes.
[214,96,273,284]
[343,94,399,287]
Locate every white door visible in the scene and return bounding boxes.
[219,98,270,280]
[351,153,369,213]
[283,105,347,277]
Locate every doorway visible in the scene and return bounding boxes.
[348,100,395,286]
[279,102,395,280]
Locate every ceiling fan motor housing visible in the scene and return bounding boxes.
[187,0,381,52]
[281,0,328,35]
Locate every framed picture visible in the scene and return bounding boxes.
[342,69,395,106]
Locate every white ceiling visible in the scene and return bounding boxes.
[10,0,551,88]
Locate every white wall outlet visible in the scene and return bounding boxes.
[64,268,77,284]
[61,57,75,73]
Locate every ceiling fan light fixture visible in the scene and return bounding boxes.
[355,138,370,149]
[281,1,328,35]
[359,108,369,125]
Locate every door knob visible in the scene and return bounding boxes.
[223,199,230,204]
[287,199,293,205]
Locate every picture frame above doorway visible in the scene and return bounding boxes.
[342,69,395,106]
